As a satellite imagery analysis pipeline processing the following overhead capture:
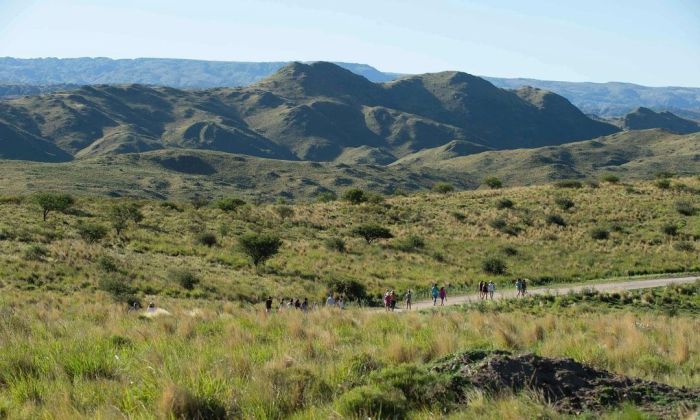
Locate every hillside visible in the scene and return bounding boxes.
[395,129,700,184]
[0,62,619,163]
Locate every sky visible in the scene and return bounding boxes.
[0,0,699,87]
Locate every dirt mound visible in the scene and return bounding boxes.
[433,350,699,416]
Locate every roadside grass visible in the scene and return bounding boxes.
[0,289,697,418]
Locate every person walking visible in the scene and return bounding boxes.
[390,291,397,311]
[515,278,522,297]
[478,281,485,299]
[384,290,391,311]
[301,298,308,311]
[404,289,412,311]
[487,281,495,300]
[326,294,336,307]
[439,286,447,306]
[431,284,440,306]
[265,296,273,313]
[522,279,528,296]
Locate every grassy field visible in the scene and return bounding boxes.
[1,176,700,303]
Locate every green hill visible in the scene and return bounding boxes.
[0,62,619,163]
[615,107,700,133]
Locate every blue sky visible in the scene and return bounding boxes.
[0,0,698,86]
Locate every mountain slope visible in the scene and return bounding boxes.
[616,107,700,134]
[0,62,620,163]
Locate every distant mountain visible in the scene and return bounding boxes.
[612,107,700,134]
[0,62,618,163]
[2,57,699,120]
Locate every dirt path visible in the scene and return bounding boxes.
[402,276,699,312]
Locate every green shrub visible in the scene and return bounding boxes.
[98,276,138,304]
[482,257,507,275]
[662,224,679,236]
[601,174,620,184]
[483,177,502,189]
[432,182,454,194]
[97,255,120,273]
[24,245,48,261]
[369,364,455,407]
[324,237,346,252]
[76,222,108,243]
[501,245,518,256]
[546,214,567,227]
[316,191,337,203]
[451,211,466,222]
[591,228,610,240]
[488,218,520,236]
[554,197,575,210]
[342,189,368,205]
[655,179,671,190]
[109,203,144,236]
[393,235,425,252]
[190,196,210,209]
[496,198,514,209]
[160,201,182,212]
[365,192,385,204]
[169,269,200,290]
[675,201,696,216]
[195,232,217,247]
[336,385,406,419]
[215,197,246,212]
[674,241,695,252]
[238,233,282,266]
[656,171,674,179]
[326,277,368,302]
[274,205,294,220]
[351,225,393,244]
[34,192,74,221]
[555,180,583,189]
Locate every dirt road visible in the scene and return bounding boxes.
[405,276,698,311]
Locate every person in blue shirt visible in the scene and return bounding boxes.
[431,283,439,306]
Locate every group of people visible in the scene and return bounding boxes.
[383,289,413,311]
[515,278,528,297]
[264,296,321,313]
[431,284,447,306]
[478,281,497,300]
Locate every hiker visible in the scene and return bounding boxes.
[390,291,397,311]
[147,302,156,313]
[265,296,273,313]
[301,298,309,311]
[294,299,301,309]
[487,281,495,300]
[439,286,447,306]
[522,279,528,296]
[326,294,336,307]
[478,281,485,299]
[431,283,440,306]
[384,290,391,311]
[338,297,345,309]
[515,278,523,297]
[404,289,412,311]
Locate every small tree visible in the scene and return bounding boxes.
[239,233,282,267]
[554,197,575,211]
[483,177,502,189]
[545,214,567,227]
[34,192,74,221]
[432,182,454,194]
[109,203,144,236]
[590,228,610,240]
[343,189,368,205]
[495,198,514,209]
[352,225,393,244]
[216,197,246,212]
[274,205,294,220]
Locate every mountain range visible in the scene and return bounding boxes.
[0,61,621,163]
[1,57,699,120]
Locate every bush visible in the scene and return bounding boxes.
[601,174,620,184]
[545,214,567,227]
[365,192,385,204]
[239,233,282,266]
[326,277,368,302]
[274,205,294,220]
[97,255,120,272]
[482,257,507,275]
[34,192,74,221]
[24,244,48,261]
[215,198,246,212]
[495,198,514,209]
[336,385,406,419]
[501,245,518,256]
[393,235,425,252]
[76,222,108,243]
[432,182,454,194]
[98,276,138,304]
[170,269,199,290]
[554,197,575,210]
[324,237,346,252]
[662,224,679,236]
[160,201,182,212]
[195,232,217,247]
[342,189,368,205]
[656,171,674,179]
[488,218,520,236]
[369,365,455,407]
[555,180,583,189]
[316,191,337,203]
[190,196,210,209]
[483,177,502,189]
[590,228,610,240]
[351,225,393,244]
[655,179,671,190]
[675,201,696,216]
[674,241,695,252]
